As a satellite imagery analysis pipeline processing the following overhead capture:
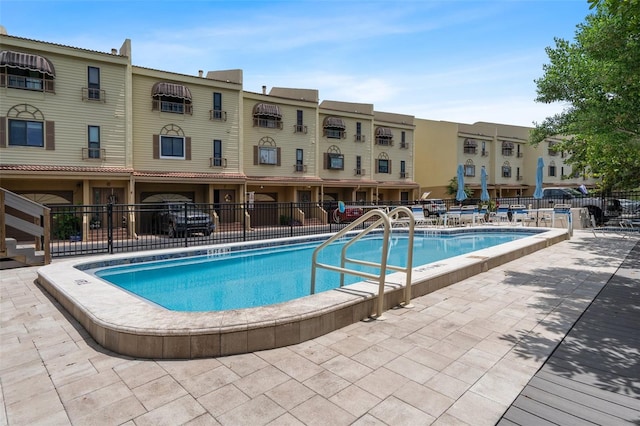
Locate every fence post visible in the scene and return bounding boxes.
[290,202,294,237]
[107,203,113,254]
[183,202,189,247]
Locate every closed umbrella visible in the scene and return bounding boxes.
[480,167,490,202]
[534,157,544,199]
[456,164,467,202]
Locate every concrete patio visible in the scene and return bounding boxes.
[1,230,638,425]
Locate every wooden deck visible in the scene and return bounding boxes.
[499,241,640,425]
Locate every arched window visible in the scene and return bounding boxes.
[153,124,190,160]
[4,104,54,149]
[501,161,512,178]
[324,145,344,170]
[254,136,280,165]
[376,152,391,174]
[464,159,476,177]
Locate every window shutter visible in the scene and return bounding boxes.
[375,159,379,173]
[276,147,281,166]
[153,135,159,159]
[324,153,329,169]
[253,146,258,165]
[0,117,6,148]
[388,160,392,174]
[185,137,191,160]
[45,121,55,150]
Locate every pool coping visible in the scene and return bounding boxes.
[37,227,569,359]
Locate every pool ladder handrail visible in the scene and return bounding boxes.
[310,206,414,319]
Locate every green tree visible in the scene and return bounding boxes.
[531,0,640,190]
[445,176,472,199]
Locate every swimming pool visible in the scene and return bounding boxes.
[37,226,569,358]
[93,232,534,312]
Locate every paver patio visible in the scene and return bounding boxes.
[1,230,637,425]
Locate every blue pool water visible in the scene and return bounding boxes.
[95,231,534,312]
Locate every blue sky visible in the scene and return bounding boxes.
[1,0,591,127]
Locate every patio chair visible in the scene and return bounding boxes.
[446,205,462,226]
[494,205,511,224]
[510,204,533,226]
[553,204,572,228]
[459,205,478,225]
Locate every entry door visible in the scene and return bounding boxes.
[93,188,124,228]
[215,189,236,224]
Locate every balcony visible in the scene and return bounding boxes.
[481,151,488,157]
[253,118,283,129]
[517,152,524,158]
[516,175,523,181]
[463,147,477,155]
[354,134,365,143]
[293,164,307,173]
[82,148,105,160]
[82,87,106,102]
[2,74,55,93]
[354,168,366,176]
[294,124,307,134]
[152,99,193,115]
[375,138,393,146]
[399,172,408,179]
[210,157,227,168]
[209,110,227,121]
[400,142,410,150]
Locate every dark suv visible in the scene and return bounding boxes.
[155,202,215,237]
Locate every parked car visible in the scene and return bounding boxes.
[332,205,364,223]
[420,199,447,216]
[154,202,215,237]
[618,198,640,215]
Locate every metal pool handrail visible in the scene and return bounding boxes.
[310,206,414,319]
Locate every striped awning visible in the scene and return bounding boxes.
[323,116,346,130]
[0,50,55,77]
[501,141,514,148]
[253,103,282,118]
[375,127,393,137]
[464,138,478,147]
[152,82,192,100]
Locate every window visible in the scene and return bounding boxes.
[210,92,225,120]
[464,160,475,177]
[323,116,346,139]
[86,67,101,100]
[376,153,391,174]
[502,163,512,178]
[259,147,278,165]
[152,82,193,115]
[1,50,55,93]
[295,148,304,172]
[253,103,283,129]
[549,163,557,177]
[355,155,363,175]
[355,122,364,142]
[464,139,477,155]
[88,125,100,158]
[548,141,559,156]
[516,144,523,157]
[8,119,44,147]
[516,167,522,180]
[212,139,223,167]
[327,153,344,170]
[160,135,185,159]
[294,110,306,133]
[377,159,389,173]
[400,160,407,178]
[481,141,488,156]
[400,131,409,149]
[375,127,393,146]
[501,141,513,156]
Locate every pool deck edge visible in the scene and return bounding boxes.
[36,227,569,359]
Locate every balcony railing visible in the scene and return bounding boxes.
[399,172,408,178]
[294,164,307,173]
[82,87,106,102]
[481,151,489,157]
[400,142,410,149]
[354,168,366,176]
[82,148,106,160]
[516,175,523,181]
[324,129,346,139]
[152,99,193,115]
[294,124,307,134]
[463,147,477,155]
[210,157,227,168]
[375,138,393,146]
[1,73,55,93]
[253,118,283,129]
[354,134,365,142]
[209,110,227,121]
[502,150,513,156]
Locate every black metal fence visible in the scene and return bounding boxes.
[47,191,640,258]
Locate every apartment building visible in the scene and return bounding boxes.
[0,31,418,225]
[414,119,594,200]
